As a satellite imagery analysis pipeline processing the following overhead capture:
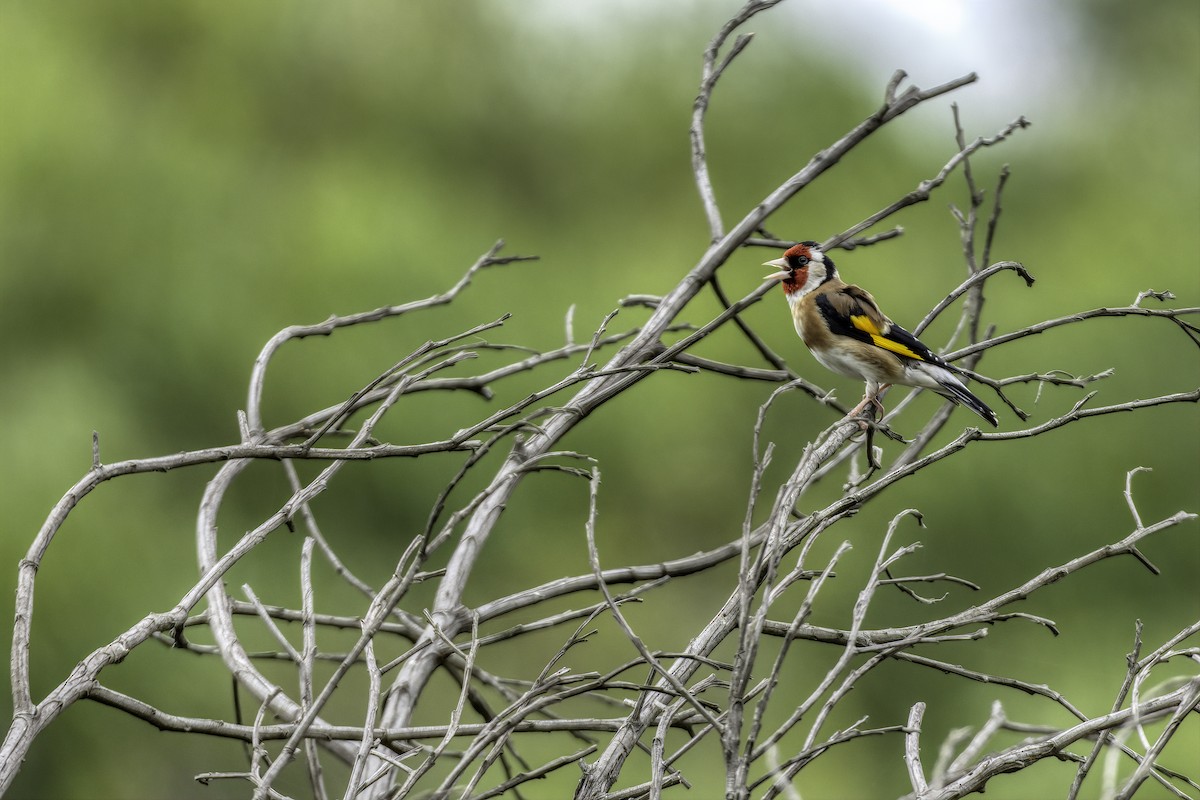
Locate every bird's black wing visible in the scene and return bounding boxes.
[815,286,954,369]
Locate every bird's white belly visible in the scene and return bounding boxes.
[811,346,883,382]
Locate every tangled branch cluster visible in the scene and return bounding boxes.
[4,2,1198,798]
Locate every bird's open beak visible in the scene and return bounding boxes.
[761,257,790,281]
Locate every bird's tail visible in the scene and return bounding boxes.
[936,376,998,427]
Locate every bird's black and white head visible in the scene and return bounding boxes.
[762,241,836,302]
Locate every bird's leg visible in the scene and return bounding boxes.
[864,384,907,443]
[846,383,892,432]
[871,383,892,417]
[846,394,875,417]
[847,392,879,431]
[845,383,906,467]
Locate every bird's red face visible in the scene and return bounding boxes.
[762,242,820,296]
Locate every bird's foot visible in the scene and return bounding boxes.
[846,393,881,432]
[847,394,875,416]
[869,384,893,418]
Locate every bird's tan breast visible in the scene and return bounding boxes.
[791,294,830,348]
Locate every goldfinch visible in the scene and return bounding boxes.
[762,241,998,427]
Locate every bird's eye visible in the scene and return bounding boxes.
[788,254,810,268]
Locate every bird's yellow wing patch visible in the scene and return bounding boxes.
[850,314,924,360]
[849,314,883,335]
[869,333,923,360]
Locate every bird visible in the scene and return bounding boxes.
[761,241,998,427]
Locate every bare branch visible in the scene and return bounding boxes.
[6,4,1197,799]
[905,702,930,795]
[902,682,1200,800]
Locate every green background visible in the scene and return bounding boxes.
[1,1,1197,798]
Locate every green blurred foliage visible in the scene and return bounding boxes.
[1,1,1197,798]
